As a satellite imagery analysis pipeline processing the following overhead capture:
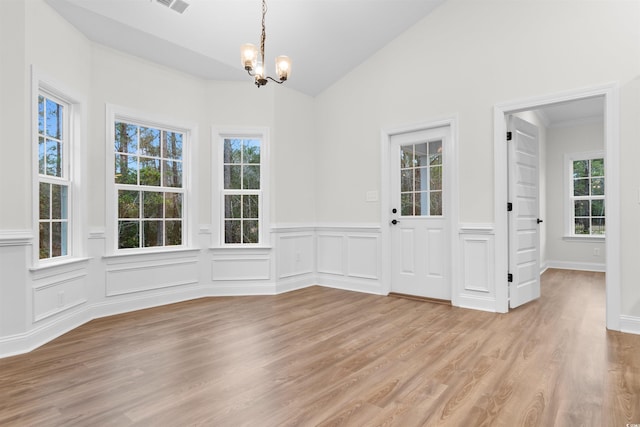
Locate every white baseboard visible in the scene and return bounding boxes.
[620,315,640,335]
[316,275,385,295]
[457,294,498,313]
[546,260,605,273]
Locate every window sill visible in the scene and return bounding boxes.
[563,235,605,242]
[209,245,273,251]
[30,257,91,273]
[102,247,201,260]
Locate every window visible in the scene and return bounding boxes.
[37,92,70,260]
[568,152,605,236]
[221,138,262,244]
[113,120,185,250]
[400,139,443,216]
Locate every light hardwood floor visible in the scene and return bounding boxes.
[1,269,639,426]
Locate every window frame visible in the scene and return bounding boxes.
[106,105,197,255]
[32,70,86,268]
[564,150,606,239]
[212,127,270,248]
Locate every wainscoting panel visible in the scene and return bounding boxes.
[346,234,379,280]
[276,234,314,279]
[211,256,271,281]
[457,224,497,312]
[317,234,344,275]
[106,253,199,296]
[316,226,383,294]
[33,271,87,322]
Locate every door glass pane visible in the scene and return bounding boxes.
[401,170,413,192]
[430,192,442,216]
[430,166,442,191]
[415,192,429,216]
[401,193,413,216]
[398,141,444,217]
[414,143,428,166]
[400,147,413,168]
[429,140,442,165]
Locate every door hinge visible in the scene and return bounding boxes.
[507,202,513,212]
[508,273,513,283]
[506,131,512,141]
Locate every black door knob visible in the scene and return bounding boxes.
[391,219,399,225]
[392,208,397,214]
[537,218,543,224]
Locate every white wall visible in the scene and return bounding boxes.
[545,121,605,270]
[314,0,640,322]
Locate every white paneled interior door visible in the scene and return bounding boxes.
[508,115,541,308]
[390,126,450,300]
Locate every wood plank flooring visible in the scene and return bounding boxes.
[1,269,639,426]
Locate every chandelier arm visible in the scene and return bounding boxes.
[266,76,285,84]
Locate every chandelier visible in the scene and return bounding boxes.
[240,0,291,87]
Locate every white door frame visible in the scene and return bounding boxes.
[380,116,459,305]
[494,83,620,330]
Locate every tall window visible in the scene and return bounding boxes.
[222,138,262,244]
[400,139,443,216]
[569,153,605,236]
[114,121,185,250]
[38,93,70,260]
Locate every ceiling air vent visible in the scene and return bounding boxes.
[156,0,190,14]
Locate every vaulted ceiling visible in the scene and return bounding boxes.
[46,0,445,96]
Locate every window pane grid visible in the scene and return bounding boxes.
[571,157,605,236]
[222,138,262,244]
[114,120,185,250]
[38,93,70,260]
[399,140,443,217]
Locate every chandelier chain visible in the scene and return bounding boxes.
[260,0,267,67]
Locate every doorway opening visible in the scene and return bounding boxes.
[494,83,620,330]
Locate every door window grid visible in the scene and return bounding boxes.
[222,138,261,244]
[400,140,442,216]
[571,157,605,236]
[114,121,185,249]
[38,94,70,259]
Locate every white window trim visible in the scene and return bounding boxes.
[563,150,605,239]
[31,67,87,268]
[105,104,198,255]
[211,127,270,248]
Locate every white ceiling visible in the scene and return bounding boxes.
[534,96,604,128]
[46,0,446,96]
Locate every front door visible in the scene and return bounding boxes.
[508,115,541,308]
[390,126,450,300]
